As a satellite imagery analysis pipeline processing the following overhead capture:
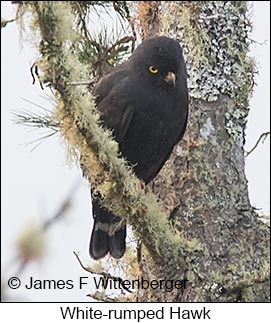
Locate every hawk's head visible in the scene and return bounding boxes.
[130,36,185,88]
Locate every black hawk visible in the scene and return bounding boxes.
[89,36,188,259]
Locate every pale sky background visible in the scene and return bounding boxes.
[1,1,270,302]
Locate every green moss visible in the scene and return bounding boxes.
[17,1,206,278]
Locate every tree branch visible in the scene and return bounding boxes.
[28,1,199,280]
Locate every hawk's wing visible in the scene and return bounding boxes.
[93,66,134,142]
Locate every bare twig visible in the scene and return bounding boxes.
[67,80,97,87]
[245,131,270,157]
[87,291,116,302]
[73,252,132,293]
[30,62,44,90]
[1,18,16,28]
[42,180,81,231]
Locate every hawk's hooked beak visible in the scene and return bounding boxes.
[164,72,176,87]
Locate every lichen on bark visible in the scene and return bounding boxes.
[149,1,270,301]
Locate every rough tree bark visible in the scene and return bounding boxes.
[144,1,270,302]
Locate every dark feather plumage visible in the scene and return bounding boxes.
[89,36,188,260]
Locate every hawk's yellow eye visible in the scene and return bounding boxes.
[149,66,158,74]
